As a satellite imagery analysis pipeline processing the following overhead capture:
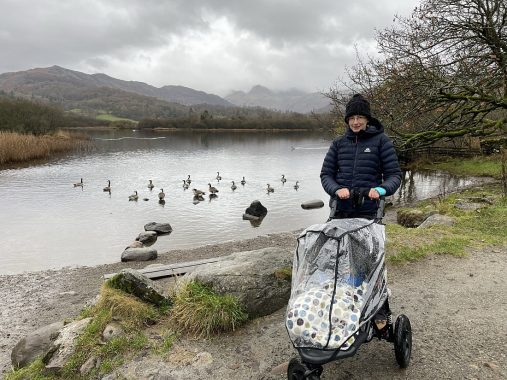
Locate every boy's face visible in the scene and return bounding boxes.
[348,115,368,133]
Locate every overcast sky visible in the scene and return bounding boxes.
[0,0,420,96]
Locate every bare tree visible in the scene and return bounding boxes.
[327,0,507,154]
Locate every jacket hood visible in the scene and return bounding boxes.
[345,116,384,139]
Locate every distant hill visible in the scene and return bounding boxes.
[0,65,232,107]
[225,85,332,113]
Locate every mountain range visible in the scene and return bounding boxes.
[0,66,331,116]
[226,85,331,113]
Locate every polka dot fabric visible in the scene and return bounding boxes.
[286,281,367,350]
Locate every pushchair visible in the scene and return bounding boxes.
[286,191,412,379]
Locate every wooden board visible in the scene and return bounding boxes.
[103,257,225,280]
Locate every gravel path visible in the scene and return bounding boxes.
[1,231,506,379]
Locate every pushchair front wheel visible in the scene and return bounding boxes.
[287,358,322,380]
[394,314,412,368]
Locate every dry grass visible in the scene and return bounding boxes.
[0,130,90,165]
[170,280,248,338]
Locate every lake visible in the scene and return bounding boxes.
[0,129,485,274]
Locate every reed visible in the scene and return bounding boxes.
[0,130,89,165]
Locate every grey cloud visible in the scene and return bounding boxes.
[0,0,419,93]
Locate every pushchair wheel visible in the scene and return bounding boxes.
[394,314,412,368]
[287,358,322,380]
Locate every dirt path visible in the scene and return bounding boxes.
[1,233,506,379]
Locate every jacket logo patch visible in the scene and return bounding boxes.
[364,147,371,152]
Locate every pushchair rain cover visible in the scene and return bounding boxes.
[286,218,387,351]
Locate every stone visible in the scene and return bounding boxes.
[136,231,158,246]
[121,247,157,262]
[11,321,64,369]
[108,269,170,307]
[244,200,267,218]
[144,222,173,235]
[44,318,92,371]
[418,214,455,228]
[396,209,432,228]
[80,356,99,375]
[102,322,124,342]
[454,201,487,211]
[270,361,289,375]
[301,199,324,209]
[127,241,144,249]
[185,247,292,318]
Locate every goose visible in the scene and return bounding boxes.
[216,171,222,181]
[281,174,287,183]
[208,183,219,194]
[294,181,300,190]
[231,181,237,191]
[158,188,165,200]
[73,178,83,187]
[267,184,274,193]
[182,180,189,190]
[241,176,246,185]
[128,191,138,201]
[186,175,192,185]
[148,180,155,190]
[193,188,206,197]
[103,180,111,192]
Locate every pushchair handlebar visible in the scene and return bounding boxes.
[329,188,386,222]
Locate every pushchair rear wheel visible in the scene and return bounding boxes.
[287,358,322,380]
[394,314,412,368]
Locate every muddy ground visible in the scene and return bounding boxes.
[1,228,506,379]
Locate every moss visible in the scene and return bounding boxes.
[273,267,292,281]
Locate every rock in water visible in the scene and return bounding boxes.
[136,231,158,246]
[244,200,267,218]
[144,222,173,234]
[121,247,157,262]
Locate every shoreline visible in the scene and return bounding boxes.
[0,230,301,375]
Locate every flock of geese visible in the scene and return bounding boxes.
[73,171,300,202]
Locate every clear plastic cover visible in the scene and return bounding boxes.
[286,219,386,350]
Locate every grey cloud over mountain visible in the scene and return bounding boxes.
[0,0,419,95]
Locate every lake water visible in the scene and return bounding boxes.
[0,129,485,274]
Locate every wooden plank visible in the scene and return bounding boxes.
[103,257,225,280]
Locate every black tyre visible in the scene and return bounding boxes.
[287,358,321,380]
[394,314,412,368]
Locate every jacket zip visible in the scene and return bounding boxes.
[352,134,359,188]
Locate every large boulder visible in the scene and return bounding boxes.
[397,209,433,228]
[121,247,157,262]
[243,200,268,219]
[107,269,170,307]
[43,318,92,372]
[136,231,158,246]
[418,214,455,228]
[144,222,173,235]
[11,321,64,369]
[184,247,292,318]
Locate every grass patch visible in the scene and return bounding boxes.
[273,267,292,281]
[96,113,137,123]
[170,280,248,337]
[7,284,163,379]
[387,182,507,263]
[419,155,502,179]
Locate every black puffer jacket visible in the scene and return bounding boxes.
[320,117,402,215]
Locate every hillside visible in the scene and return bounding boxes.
[226,85,332,113]
[0,66,231,107]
